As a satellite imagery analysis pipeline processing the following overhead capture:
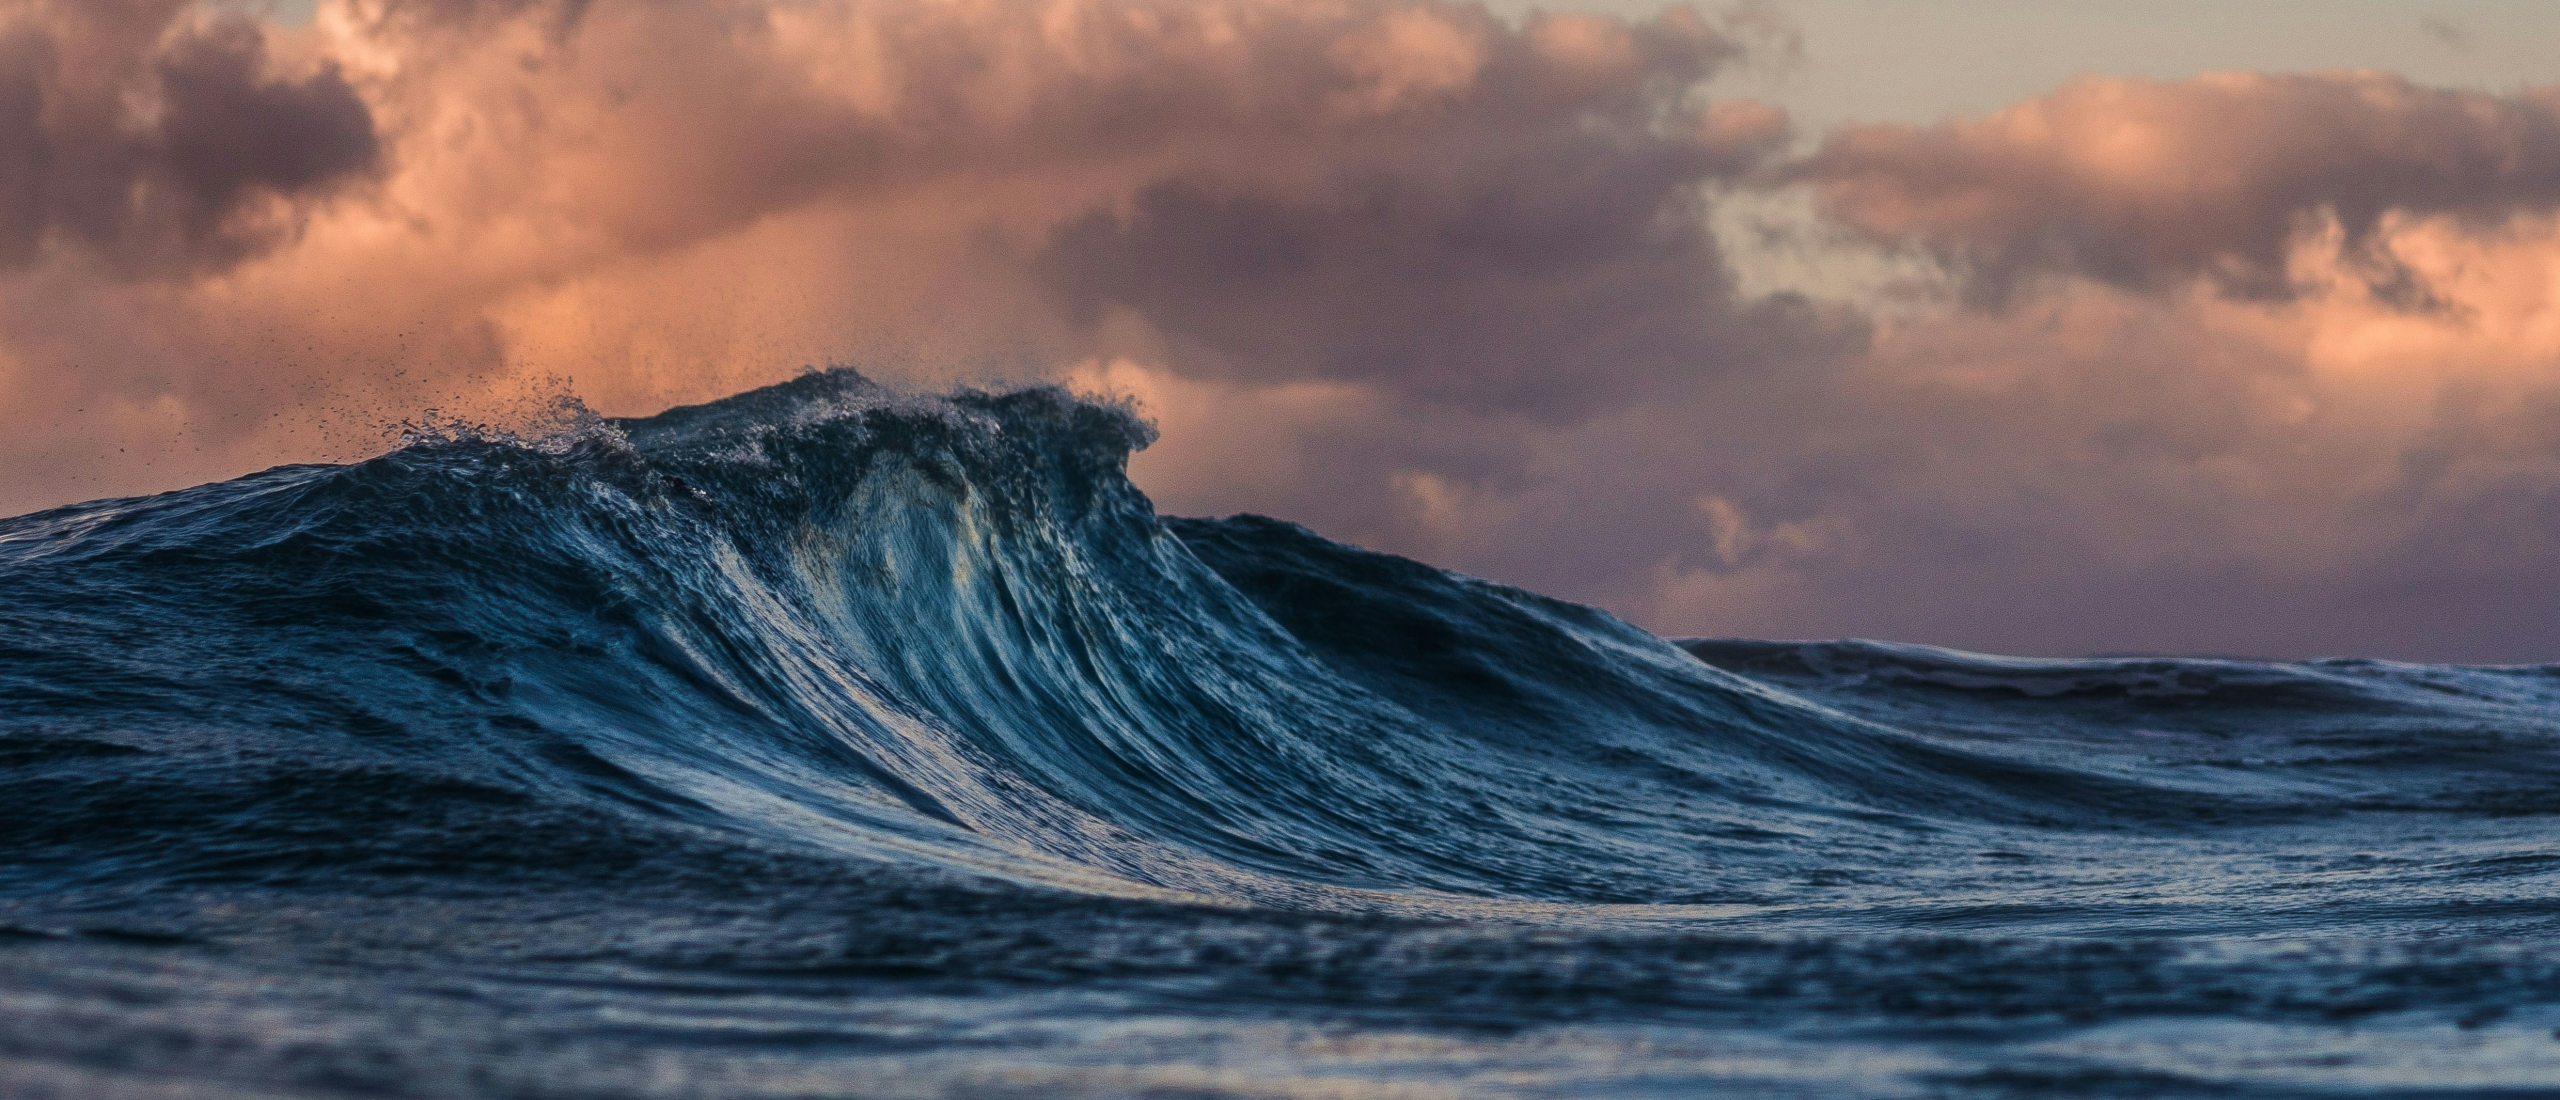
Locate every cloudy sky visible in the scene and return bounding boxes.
[7,0,2560,661]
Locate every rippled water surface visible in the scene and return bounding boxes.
[4,371,2558,1097]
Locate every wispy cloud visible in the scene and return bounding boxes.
[2420,14,2471,51]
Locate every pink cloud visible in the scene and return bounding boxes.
[1797,71,2560,303]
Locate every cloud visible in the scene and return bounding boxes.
[0,0,377,274]
[1033,138,1823,418]
[1013,1,1798,420]
[1795,71,2560,303]
[1027,69,1812,413]
[2420,15,2471,52]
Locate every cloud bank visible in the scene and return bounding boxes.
[6,0,2560,660]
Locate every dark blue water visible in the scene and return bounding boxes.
[6,370,2559,1097]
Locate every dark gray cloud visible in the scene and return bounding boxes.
[0,0,377,275]
[1037,139,1841,419]
[1025,24,1812,419]
[2419,15,2471,51]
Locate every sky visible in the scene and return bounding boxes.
[5,0,2560,662]
[1676,2,2560,129]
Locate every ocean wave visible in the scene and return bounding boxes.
[11,371,2560,1097]
[5,370,2559,914]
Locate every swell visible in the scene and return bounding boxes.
[5,370,2557,913]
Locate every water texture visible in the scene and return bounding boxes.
[4,370,2558,1097]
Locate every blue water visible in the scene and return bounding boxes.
[4,370,2559,1097]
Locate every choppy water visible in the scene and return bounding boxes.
[4,370,2558,1097]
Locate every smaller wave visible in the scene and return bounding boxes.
[1683,637,2560,819]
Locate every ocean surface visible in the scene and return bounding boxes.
[5,370,2559,1098]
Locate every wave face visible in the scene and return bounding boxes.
[5,370,2560,1097]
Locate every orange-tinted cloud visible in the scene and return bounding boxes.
[1798,71,2560,303]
